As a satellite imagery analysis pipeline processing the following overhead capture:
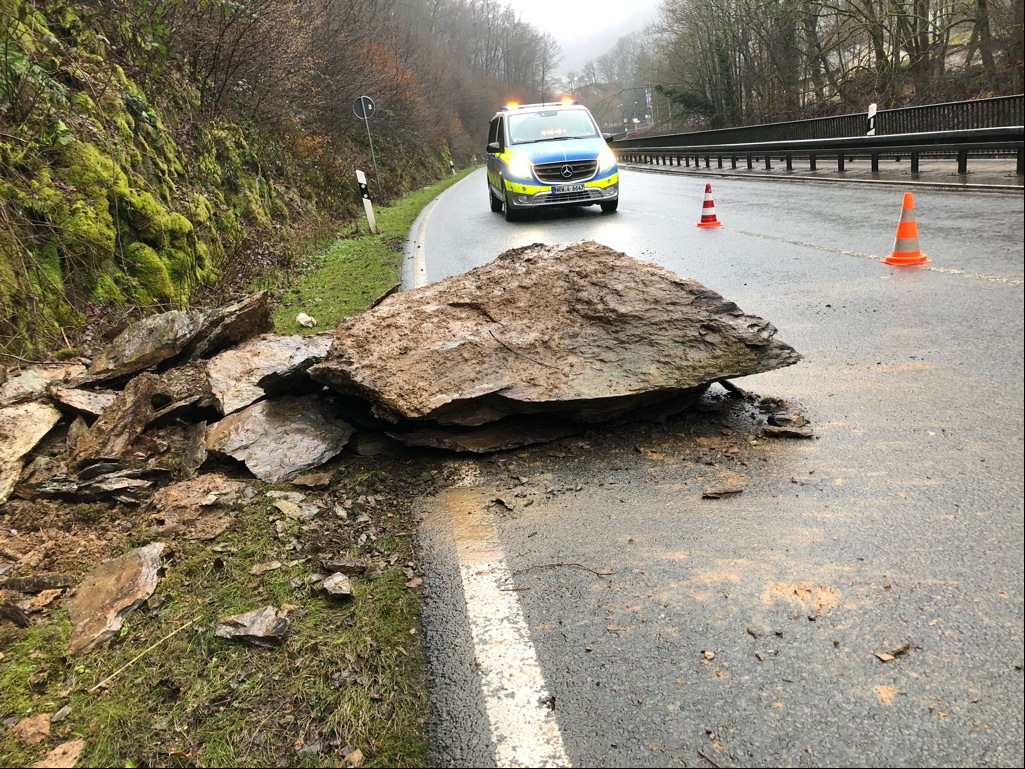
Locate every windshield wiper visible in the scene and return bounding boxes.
[517,136,582,144]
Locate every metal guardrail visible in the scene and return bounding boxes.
[610,95,1024,147]
[612,127,1025,179]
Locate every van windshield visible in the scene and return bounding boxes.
[507,109,600,145]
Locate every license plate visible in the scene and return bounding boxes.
[552,183,585,193]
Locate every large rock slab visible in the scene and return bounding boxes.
[84,310,204,384]
[71,373,161,469]
[81,291,272,385]
[187,290,275,360]
[309,241,801,426]
[203,395,354,482]
[0,363,86,405]
[206,332,333,415]
[48,385,118,418]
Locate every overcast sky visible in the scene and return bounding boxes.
[511,0,663,72]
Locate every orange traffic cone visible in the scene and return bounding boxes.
[883,192,930,265]
[696,183,722,228]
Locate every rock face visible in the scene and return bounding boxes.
[309,241,801,427]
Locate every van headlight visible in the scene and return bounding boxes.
[598,146,617,173]
[507,154,533,180]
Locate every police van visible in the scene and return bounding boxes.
[486,100,619,221]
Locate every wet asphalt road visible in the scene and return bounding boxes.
[406,168,1024,767]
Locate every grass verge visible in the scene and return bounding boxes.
[271,169,473,335]
[0,169,474,768]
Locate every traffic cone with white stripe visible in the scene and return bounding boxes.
[883,192,930,265]
[696,183,722,228]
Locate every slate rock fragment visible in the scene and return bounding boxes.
[203,395,354,482]
[66,542,166,654]
[214,605,290,646]
[0,401,62,505]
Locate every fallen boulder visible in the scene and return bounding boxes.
[309,241,801,427]
[206,332,333,416]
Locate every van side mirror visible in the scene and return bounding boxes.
[602,132,614,142]
[487,141,501,153]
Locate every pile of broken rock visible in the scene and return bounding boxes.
[1,241,804,649]
[2,241,803,508]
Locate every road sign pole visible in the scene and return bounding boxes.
[353,95,382,198]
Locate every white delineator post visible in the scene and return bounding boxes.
[356,169,377,234]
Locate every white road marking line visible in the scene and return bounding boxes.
[410,197,434,288]
[440,470,571,768]
[734,229,1023,285]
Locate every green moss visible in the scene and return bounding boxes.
[120,187,170,244]
[61,200,116,271]
[26,167,65,215]
[158,245,195,288]
[166,212,193,240]
[239,185,272,229]
[92,272,125,306]
[71,91,95,114]
[124,241,175,304]
[0,237,22,319]
[189,194,214,227]
[60,139,122,194]
[35,239,63,289]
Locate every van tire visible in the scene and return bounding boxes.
[504,193,521,222]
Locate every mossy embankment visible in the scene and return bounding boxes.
[0,164,473,769]
[1,0,458,360]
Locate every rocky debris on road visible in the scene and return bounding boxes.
[0,240,810,654]
[702,486,745,499]
[0,239,803,509]
[759,403,815,439]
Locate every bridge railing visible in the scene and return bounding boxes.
[612,127,1025,179]
[610,95,1024,149]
